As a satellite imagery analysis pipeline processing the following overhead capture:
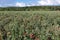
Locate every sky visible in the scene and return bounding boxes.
[0,0,60,7]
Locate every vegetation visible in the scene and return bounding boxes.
[0,6,60,11]
[0,11,60,40]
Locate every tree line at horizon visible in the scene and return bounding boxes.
[0,6,60,11]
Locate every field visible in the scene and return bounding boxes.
[0,11,60,40]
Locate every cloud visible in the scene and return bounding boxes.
[37,0,60,5]
[0,0,60,7]
[26,4,36,6]
[15,2,26,7]
[56,0,60,4]
[15,2,36,7]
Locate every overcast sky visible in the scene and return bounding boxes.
[0,0,60,7]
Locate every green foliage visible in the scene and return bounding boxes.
[0,11,60,40]
[0,6,60,11]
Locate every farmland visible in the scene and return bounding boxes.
[0,11,60,40]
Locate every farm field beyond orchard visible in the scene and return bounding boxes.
[0,11,60,40]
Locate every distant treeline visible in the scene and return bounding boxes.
[0,6,60,11]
